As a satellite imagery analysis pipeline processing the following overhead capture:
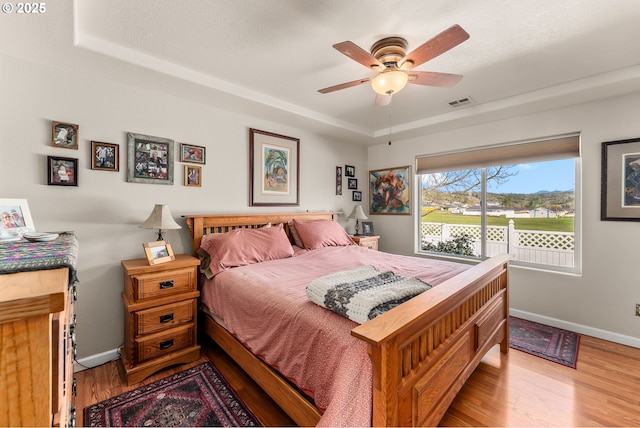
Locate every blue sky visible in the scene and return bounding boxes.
[487,159,575,194]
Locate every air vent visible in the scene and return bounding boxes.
[448,97,475,107]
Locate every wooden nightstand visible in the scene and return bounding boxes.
[351,235,380,251]
[120,254,201,385]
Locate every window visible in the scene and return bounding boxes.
[417,134,580,273]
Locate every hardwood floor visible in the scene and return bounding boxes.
[75,334,640,427]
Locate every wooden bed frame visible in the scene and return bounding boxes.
[184,212,511,427]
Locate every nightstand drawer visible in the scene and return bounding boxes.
[135,323,195,363]
[135,299,195,335]
[352,235,379,251]
[132,267,195,301]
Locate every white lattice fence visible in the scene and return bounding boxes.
[515,230,574,250]
[420,221,575,267]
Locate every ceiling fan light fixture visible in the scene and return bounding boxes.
[371,70,408,95]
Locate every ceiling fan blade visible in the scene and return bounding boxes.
[375,93,391,107]
[333,41,385,71]
[408,71,463,87]
[318,77,371,94]
[399,25,470,70]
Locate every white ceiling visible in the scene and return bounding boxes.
[70,1,640,144]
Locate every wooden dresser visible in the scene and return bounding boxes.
[0,267,77,427]
[120,254,201,385]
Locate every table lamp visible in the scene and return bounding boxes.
[141,204,181,241]
[348,205,368,236]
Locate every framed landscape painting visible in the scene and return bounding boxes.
[249,128,299,206]
[369,165,411,215]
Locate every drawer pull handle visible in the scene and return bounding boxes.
[159,280,174,289]
[159,313,174,323]
[160,339,174,349]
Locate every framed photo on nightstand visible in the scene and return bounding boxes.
[362,221,374,236]
[143,240,175,265]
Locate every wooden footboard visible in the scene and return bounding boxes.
[184,212,511,427]
[351,253,511,426]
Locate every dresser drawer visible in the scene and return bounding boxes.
[135,323,195,363]
[135,299,195,335]
[132,267,195,301]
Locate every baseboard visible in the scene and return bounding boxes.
[74,348,121,373]
[510,309,640,349]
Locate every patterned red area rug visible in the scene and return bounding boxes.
[509,316,580,368]
[83,362,261,427]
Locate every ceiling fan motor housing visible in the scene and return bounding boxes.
[370,37,408,69]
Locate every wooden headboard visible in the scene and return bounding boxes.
[182,211,335,255]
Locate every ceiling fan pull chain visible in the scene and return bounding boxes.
[388,103,393,146]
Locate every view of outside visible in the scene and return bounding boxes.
[419,158,576,270]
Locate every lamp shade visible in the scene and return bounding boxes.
[348,205,368,220]
[371,70,409,95]
[141,204,181,240]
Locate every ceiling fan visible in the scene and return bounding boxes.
[318,25,469,107]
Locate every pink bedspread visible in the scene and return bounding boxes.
[200,245,470,426]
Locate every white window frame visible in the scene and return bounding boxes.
[415,134,582,274]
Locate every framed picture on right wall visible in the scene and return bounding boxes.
[601,137,640,221]
[369,165,411,215]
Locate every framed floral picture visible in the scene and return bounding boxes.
[369,165,411,214]
[91,141,119,171]
[249,128,299,206]
[48,156,78,186]
[127,133,174,185]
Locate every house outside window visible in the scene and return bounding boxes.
[416,134,580,274]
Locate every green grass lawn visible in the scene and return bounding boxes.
[421,210,574,232]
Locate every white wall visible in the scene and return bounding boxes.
[369,92,640,345]
[0,53,368,361]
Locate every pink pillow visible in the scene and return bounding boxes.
[292,219,355,250]
[200,223,294,277]
[287,220,304,248]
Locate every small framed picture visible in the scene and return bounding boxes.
[348,178,358,189]
[362,221,374,236]
[185,165,202,187]
[345,165,355,177]
[336,166,342,195]
[48,156,78,186]
[143,240,175,265]
[352,190,362,201]
[91,141,119,171]
[180,143,206,164]
[0,198,35,238]
[52,121,79,149]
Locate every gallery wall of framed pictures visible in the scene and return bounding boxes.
[46,119,209,189]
